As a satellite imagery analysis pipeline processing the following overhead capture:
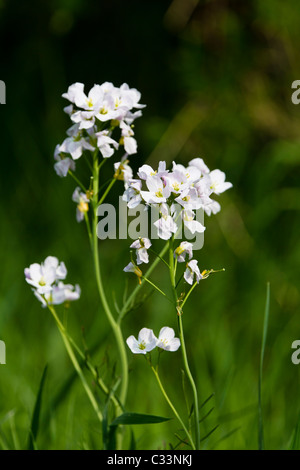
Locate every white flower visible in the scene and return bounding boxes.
[114,156,133,183]
[126,328,157,354]
[123,262,143,283]
[174,241,193,263]
[188,158,210,175]
[54,144,76,177]
[25,257,80,308]
[182,209,206,235]
[172,162,201,183]
[24,256,67,295]
[59,124,95,160]
[137,161,168,180]
[95,130,119,158]
[51,282,81,304]
[62,82,85,104]
[156,327,181,352]
[119,121,137,155]
[72,187,90,222]
[208,169,233,195]
[141,175,171,204]
[122,179,142,209]
[175,187,202,210]
[184,260,202,285]
[130,237,152,265]
[154,204,177,240]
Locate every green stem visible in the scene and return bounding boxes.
[92,151,128,406]
[119,242,169,321]
[49,304,120,411]
[177,314,200,449]
[48,305,103,425]
[181,282,198,310]
[84,212,93,250]
[168,238,201,450]
[142,276,174,304]
[151,366,195,450]
[68,170,87,192]
[98,178,117,206]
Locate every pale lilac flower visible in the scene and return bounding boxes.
[184,260,202,285]
[59,124,95,160]
[154,204,177,240]
[182,209,206,235]
[25,257,80,308]
[188,157,210,175]
[123,262,143,283]
[54,144,76,177]
[114,156,133,183]
[141,175,171,204]
[24,256,67,295]
[62,82,85,104]
[72,187,90,222]
[126,328,157,355]
[208,169,233,195]
[95,130,119,158]
[119,121,137,155]
[156,327,181,352]
[137,161,168,181]
[51,282,81,304]
[175,187,202,210]
[174,241,193,263]
[130,237,152,265]
[172,162,201,184]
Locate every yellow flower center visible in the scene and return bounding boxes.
[78,201,89,213]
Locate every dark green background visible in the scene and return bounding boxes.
[0,0,300,449]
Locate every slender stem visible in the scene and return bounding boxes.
[142,276,174,304]
[68,170,87,192]
[177,314,200,449]
[92,151,128,406]
[119,242,169,321]
[48,304,120,410]
[168,237,201,450]
[84,212,93,250]
[151,366,195,450]
[48,305,103,424]
[149,248,170,269]
[181,282,197,310]
[98,178,117,206]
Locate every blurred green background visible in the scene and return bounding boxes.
[0,0,300,450]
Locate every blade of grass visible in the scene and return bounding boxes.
[258,282,270,450]
[27,365,48,450]
[289,413,300,450]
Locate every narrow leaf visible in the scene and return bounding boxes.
[110,412,171,427]
[27,365,48,450]
[258,282,270,450]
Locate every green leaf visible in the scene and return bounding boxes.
[258,282,270,450]
[110,412,171,427]
[289,414,300,450]
[27,365,48,450]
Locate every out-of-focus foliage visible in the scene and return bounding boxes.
[0,0,299,449]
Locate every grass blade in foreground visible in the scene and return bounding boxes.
[27,365,48,450]
[258,282,270,450]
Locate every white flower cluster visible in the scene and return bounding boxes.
[54,82,145,177]
[122,158,232,240]
[126,327,180,355]
[122,158,232,285]
[24,256,80,307]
